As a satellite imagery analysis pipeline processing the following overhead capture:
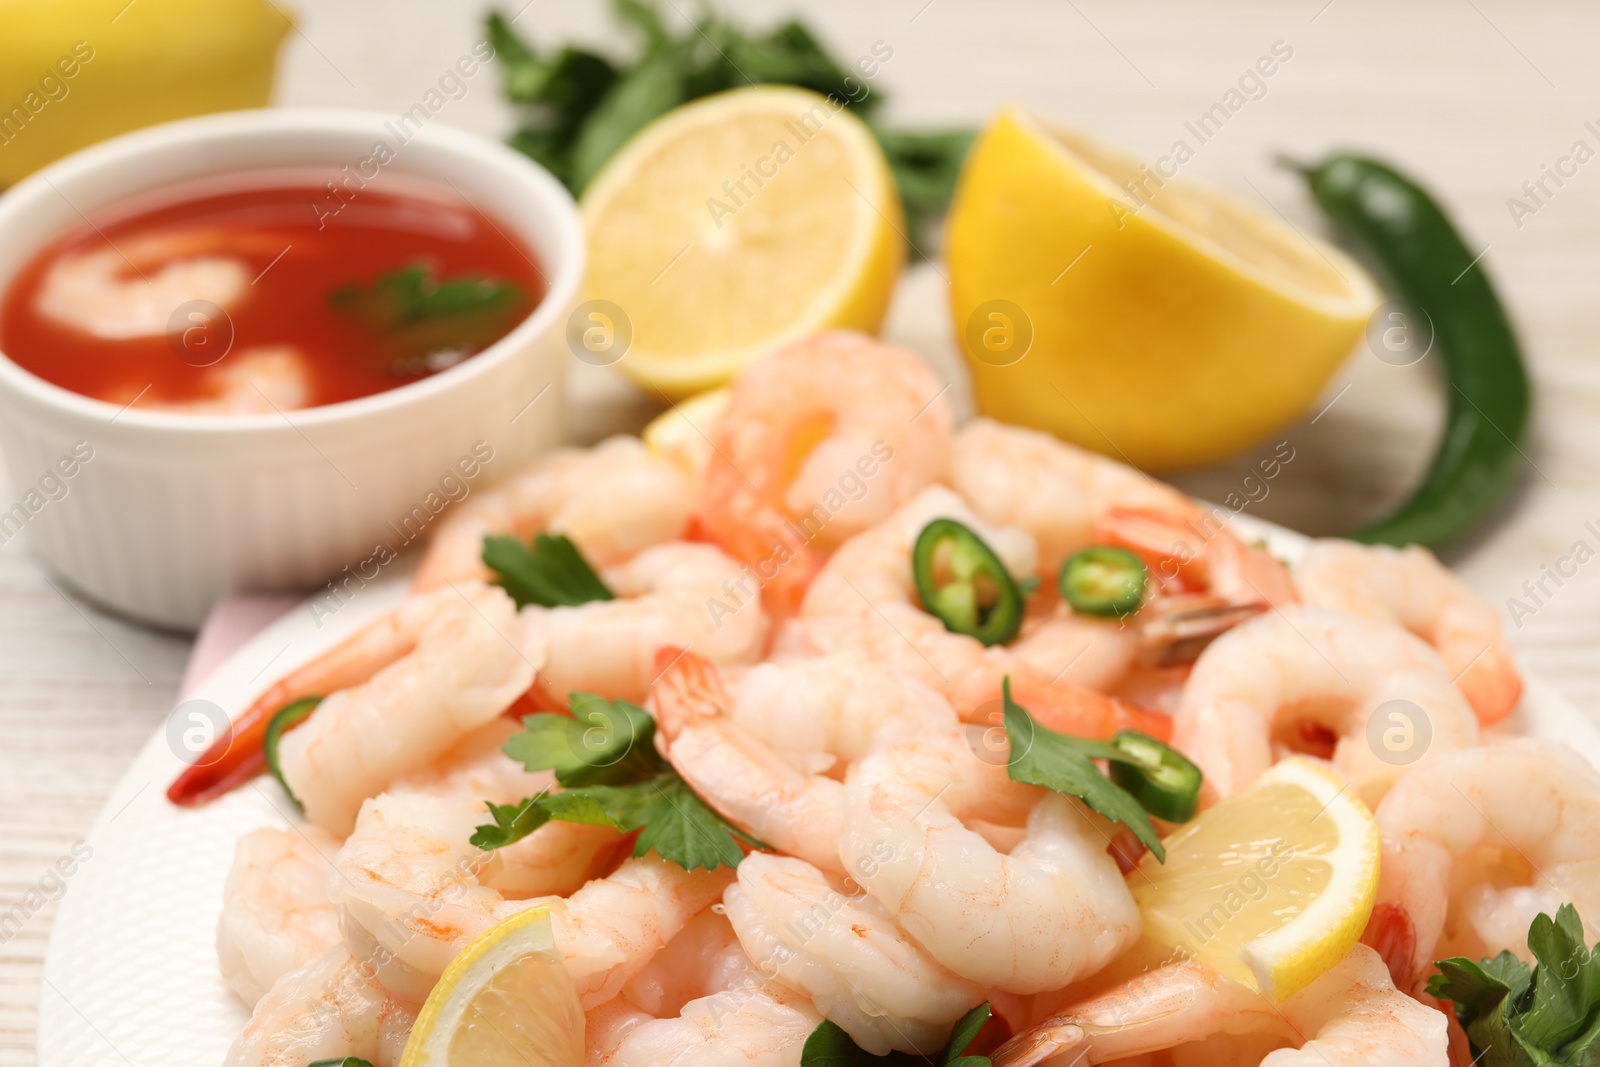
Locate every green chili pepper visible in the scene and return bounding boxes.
[1289,154,1531,549]
[912,518,1024,646]
[1058,546,1147,617]
[1108,730,1202,823]
[264,697,322,806]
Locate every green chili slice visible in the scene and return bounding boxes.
[1059,546,1147,617]
[264,697,322,807]
[912,518,1024,646]
[1108,730,1202,823]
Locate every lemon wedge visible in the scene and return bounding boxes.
[581,86,904,397]
[1129,757,1380,1001]
[946,107,1379,469]
[641,387,731,485]
[399,906,582,1067]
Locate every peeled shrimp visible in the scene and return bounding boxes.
[990,945,1448,1067]
[37,230,254,340]
[1172,605,1480,807]
[950,417,1200,577]
[276,581,542,834]
[413,436,691,591]
[698,330,955,612]
[527,541,768,704]
[216,825,343,1007]
[587,982,820,1067]
[1294,539,1522,724]
[651,648,959,872]
[652,649,853,873]
[587,906,822,1066]
[333,760,730,1008]
[131,346,311,414]
[842,733,1141,993]
[223,944,417,1067]
[952,418,1295,664]
[1366,739,1600,988]
[802,485,1171,740]
[723,852,984,1055]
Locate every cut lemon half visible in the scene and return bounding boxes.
[1129,757,1380,1001]
[399,906,582,1067]
[582,86,905,397]
[946,107,1380,469]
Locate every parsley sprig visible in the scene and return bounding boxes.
[472,693,763,871]
[330,262,526,374]
[1429,904,1600,1066]
[1000,678,1168,862]
[801,1002,993,1066]
[482,532,614,608]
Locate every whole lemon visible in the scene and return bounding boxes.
[0,0,292,185]
[946,107,1379,471]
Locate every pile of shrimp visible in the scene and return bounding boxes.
[211,329,1582,1067]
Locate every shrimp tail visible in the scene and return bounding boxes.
[650,647,730,738]
[1360,901,1420,992]
[1001,673,1174,744]
[166,678,300,806]
[168,604,419,805]
[988,1023,1087,1067]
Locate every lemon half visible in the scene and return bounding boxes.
[582,86,904,397]
[1130,757,1381,1001]
[946,107,1379,470]
[399,906,583,1067]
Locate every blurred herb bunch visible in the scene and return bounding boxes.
[486,0,974,250]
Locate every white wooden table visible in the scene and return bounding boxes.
[4,0,1599,1059]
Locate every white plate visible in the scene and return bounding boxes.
[37,515,1600,1067]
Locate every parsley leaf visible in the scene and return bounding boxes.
[502,695,661,786]
[329,262,527,376]
[799,1001,993,1066]
[468,794,550,850]
[1001,678,1165,862]
[478,695,762,870]
[483,532,614,609]
[1429,904,1600,1066]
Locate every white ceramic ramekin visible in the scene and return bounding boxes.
[0,109,583,629]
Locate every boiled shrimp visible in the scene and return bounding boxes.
[1294,539,1522,724]
[651,647,961,872]
[802,485,1171,740]
[651,649,855,873]
[276,581,543,834]
[216,825,343,1006]
[723,852,984,1055]
[413,436,691,591]
[1365,739,1600,989]
[989,945,1448,1067]
[36,230,261,340]
[527,541,768,704]
[952,418,1294,664]
[332,757,731,1008]
[223,944,417,1067]
[587,982,820,1067]
[587,906,822,1066]
[1172,605,1480,807]
[139,346,312,414]
[698,330,955,612]
[842,733,1141,993]
[950,417,1198,577]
